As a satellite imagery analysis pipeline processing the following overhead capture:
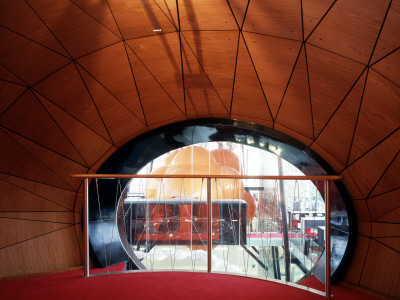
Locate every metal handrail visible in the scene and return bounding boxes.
[75,174,340,298]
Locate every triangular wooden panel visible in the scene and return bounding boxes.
[183,31,238,110]
[0,212,73,224]
[125,33,184,113]
[0,226,82,278]
[302,0,335,39]
[35,92,113,167]
[375,205,400,223]
[0,64,25,85]
[349,70,400,164]
[0,0,69,57]
[0,177,71,212]
[0,218,70,248]
[275,47,314,139]
[314,71,366,166]
[0,81,26,116]
[152,0,178,29]
[244,32,302,117]
[372,222,400,237]
[0,91,86,165]
[243,0,302,41]
[0,174,76,211]
[343,234,370,285]
[372,49,400,87]
[375,237,400,253]
[181,36,229,118]
[231,36,272,124]
[307,44,366,135]
[371,0,400,64]
[107,0,176,39]
[341,169,364,200]
[126,46,184,126]
[370,153,400,197]
[77,42,145,124]
[367,189,400,221]
[360,240,400,298]
[346,130,400,198]
[34,63,112,143]
[0,27,70,85]
[3,129,87,191]
[307,0,389,64]
[67,0,122,38]
[178,0,237,31]
[28,0,120,58]
[77,65,146,145]
[0,130,77,191]
[227,0,250,28]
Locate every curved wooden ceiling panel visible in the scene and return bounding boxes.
[0,1,399,296]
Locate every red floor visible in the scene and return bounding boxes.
[0,268,379,300]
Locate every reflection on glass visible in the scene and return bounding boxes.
[117,142,328,289]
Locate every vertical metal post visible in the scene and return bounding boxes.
[325,180,331,297]
[83,177,89,277]
[207,178,212,273]
[277,156,291,281]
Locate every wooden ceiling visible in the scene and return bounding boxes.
[0,0,399,297]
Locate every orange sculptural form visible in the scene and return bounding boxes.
[146,145,256,219]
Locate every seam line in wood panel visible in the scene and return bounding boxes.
[30,61,73,87]
[123,41,148,126]
[175,1,187,116]
[0,124,89,168]
[0,89,28,119]
[372,238,400,255]
[152,0,178,30]
[305,42,366,66]
[303,43,315,140]
[0,24,71,60]
[0,127,77,192]
[74,60,147,126]
[358,237,372,286]
[229,31,241,117]
[0,62,29,86]
[0,216,74,225]
[344,68,370,167]
[300,0,305,42]
[0,224,74,250]
[104,0,124,40]
[240,32,274,121]
[0,171,75,195]
[88,145,116,170]
[24,0,73,59]
[310,67,368,147]
[30,89,93,166]
[124,42,185,115]
[240,0,251,31]
[366,0,393,67]
[274,44,304,124]
[31,88,115,144]
[180,33,230,115]
[304,0,338,42]
[74,40,122,61]
[0,78,28,87]
[366,150,400,199]
[226,0,240,30]
[367,186,400,200]
[73,63,114,145]
[69,0,122,39]
[370,46,400,68]
[242,30,301,43]
[344,126,400,171]
[370,67,400,89]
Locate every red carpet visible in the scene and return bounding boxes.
[0,269,379,300]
